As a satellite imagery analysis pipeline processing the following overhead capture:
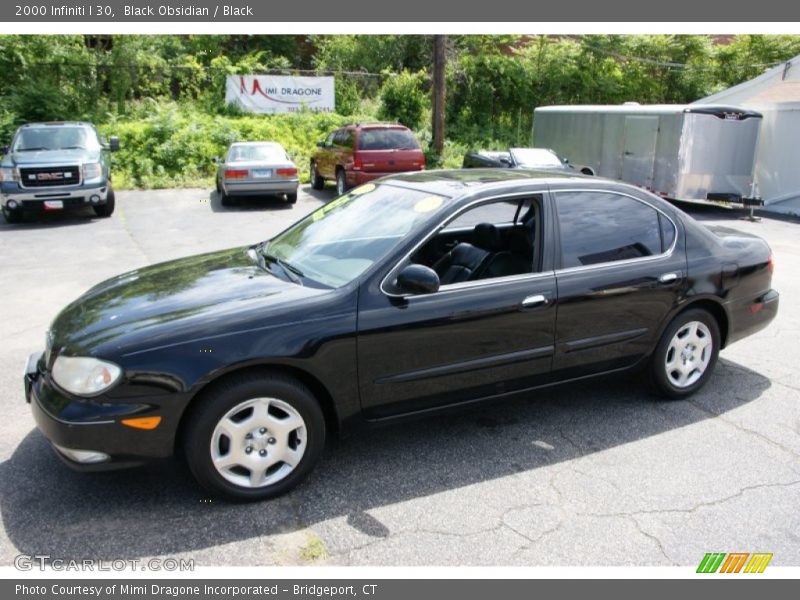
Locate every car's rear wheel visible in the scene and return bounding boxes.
[310,162,324,190]
[2,206,22,224]
[93,188,115,218]
[183,371,325,501]
[649,309,720,399]
[220,191,233,207]
[335,169,347,196]
[286,192,297,204]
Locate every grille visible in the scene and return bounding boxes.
[19,166,81,188]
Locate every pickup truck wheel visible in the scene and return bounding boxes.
[335,169,347,196]
[183,371,325,501]
[93,189,115,218]
[310,162,324,190]
[649,309,720,399]
[2,206,22,224]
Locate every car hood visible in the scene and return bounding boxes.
[49,247,328,356]
[8,148,100,166]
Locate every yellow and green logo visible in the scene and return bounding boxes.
[697,552,773,573]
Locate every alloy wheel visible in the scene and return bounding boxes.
[210,397,307,488]
[664,321,713,388]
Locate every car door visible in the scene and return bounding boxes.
[318,131,337,179]
[552,188,686,380]
[332,128,353,174]
[356,192,558,420]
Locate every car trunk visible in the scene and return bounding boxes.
[224,160,297,183]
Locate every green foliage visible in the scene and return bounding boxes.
[100,105,363,189]
[2,34,800,189]
[378,70,429,129]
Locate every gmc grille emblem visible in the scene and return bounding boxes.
[36,172,66,181]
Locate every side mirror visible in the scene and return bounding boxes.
[396,264,440,295]
[211,157,220,164]
[108,136,120,152]
[562,157,570,164]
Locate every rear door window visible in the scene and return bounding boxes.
[357,129,419,151]
[556,191,664,268]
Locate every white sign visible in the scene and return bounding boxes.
[225,75,335,114]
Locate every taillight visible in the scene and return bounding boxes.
[276,167,297,177]
[224,169,248,179]
[768,253,774,274]
[353,158,363,170]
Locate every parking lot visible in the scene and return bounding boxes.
[0,186,798,567]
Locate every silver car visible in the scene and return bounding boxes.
[215,142,299,206]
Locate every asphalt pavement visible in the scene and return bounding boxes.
[0,187,798,567]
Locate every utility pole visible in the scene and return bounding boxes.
[432,35,446,155]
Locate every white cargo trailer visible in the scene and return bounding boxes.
[532,104,763,206]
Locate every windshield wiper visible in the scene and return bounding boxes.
[256,243,304,284]
[16,147,49,152]
[61,145,86,150]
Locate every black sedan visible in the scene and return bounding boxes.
[24,169,778,500]
[463,147,575,172]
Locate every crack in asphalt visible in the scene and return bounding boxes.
[687,397,800,463]
[579,479,800,519]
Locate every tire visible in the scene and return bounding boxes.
[215,179,222,194]
[335,169,347,196]
[649,308,721,399]
[286,192,297,204]
[310,162,324,190]
[93,188,115,218]
[182,371,326,501]
[2,206,22,224]
[220,191,233,207]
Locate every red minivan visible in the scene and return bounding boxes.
[310,123,426,195]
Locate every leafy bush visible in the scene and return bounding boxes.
[100,104,369,189]
[378,69,429,129]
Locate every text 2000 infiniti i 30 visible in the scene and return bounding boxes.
[25,170,778,500]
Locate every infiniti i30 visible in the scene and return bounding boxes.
[25,169,778,500]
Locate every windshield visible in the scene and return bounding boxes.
[13,126,100,152]
[266,183,447,288]
[357,129,419,150]
[510,148,563,168]
[227,144,286,162]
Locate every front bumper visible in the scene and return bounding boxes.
[25,352,174,471]
[2,182,109,211]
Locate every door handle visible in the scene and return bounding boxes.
[659,272,679,284]
[521,294,548,308]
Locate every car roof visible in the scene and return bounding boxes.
[230,141,283,147]
[381,168,588,197]
[19,122,95,128]
[346,122,410,130]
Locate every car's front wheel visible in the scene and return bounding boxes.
[310,162,324,190]
[2,206,22,224]
[93,188,115,218]
[183,371,325,501]
[649,308,720,399]
[335,169,347,196]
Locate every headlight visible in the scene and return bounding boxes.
[82,163,102,180]
[0,167,19,182]
[51,356,122,397]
